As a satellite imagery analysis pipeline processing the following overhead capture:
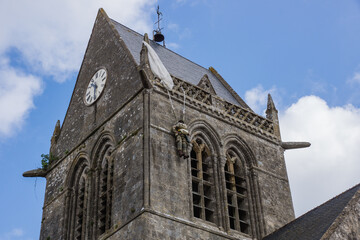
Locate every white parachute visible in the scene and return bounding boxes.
[142,41,174,90]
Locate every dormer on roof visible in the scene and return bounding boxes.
[109,17,250,109]
[198,74,216,95]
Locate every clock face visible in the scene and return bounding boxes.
[84,68,107,106]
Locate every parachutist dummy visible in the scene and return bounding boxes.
[172,120,191,158]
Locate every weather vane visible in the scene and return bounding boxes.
[153,5,165,46]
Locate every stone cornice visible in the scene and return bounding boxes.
[153,77,279,143]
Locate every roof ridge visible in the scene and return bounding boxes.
[300,183,360,217]
[109,18,213,74]
[264,182,360,239]
[320,185,360,239]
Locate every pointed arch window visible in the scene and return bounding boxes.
[66,159,90,240]
[95,141,114,237]
[74,176,88,240]
[98,154,114,234]
[224,149,250,234]
[190,138,216,223]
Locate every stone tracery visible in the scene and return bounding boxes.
[65,156,90,240]
[224,149,250,233]
[190,137,216,223]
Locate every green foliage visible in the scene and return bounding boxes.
[41,153,58,170]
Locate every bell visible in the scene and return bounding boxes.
[154,33,165,42]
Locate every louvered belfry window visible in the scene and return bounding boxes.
[74,176,88,240]
[224,150,250,233]
[98,151,114,235]
[190,138,216,223]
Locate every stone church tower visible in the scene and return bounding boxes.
[24,9,299,240]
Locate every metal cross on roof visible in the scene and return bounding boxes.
[153,5,165,45]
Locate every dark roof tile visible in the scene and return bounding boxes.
[110,19,244,106]
[263,183,360,240]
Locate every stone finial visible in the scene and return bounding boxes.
[143,33,150,44]
[51,120,61,145]
[139,37,154,89]
[265,94,281,139]
[266,94,278,119]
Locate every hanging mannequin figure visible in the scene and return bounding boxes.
[172,120,191,158]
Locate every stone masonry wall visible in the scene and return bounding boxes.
[147,88,294,239]
[39,8,296,240]
[40,92,144,240]
[108,211,252,240]
[51,9,143,158]
[257,171,294,234]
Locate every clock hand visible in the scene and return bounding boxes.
[93,82,98,99]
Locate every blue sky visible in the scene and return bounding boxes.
[0,0,360,239]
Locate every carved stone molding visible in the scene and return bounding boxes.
[153,77,278,142]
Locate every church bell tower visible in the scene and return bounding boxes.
[24,9,298,240]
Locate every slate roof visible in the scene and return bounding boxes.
[263,183,360,240]
[110,19,244,107]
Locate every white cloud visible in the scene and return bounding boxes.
[348,71,360,85]
[0,0,157,82]
[166,22,190,49]
[244,84,277,114]
[167,42,180,50]
[167,22,191,40]
[0,59,43,138]
[174,0,209,7]
[178,27,192,40]
[280,95,360,216]
[168,23,180,31]
[304,69,328,94]
[0,228,24,240]
[9,229,23,237]
[0,0,157,137]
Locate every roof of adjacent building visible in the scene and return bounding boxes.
[110,19,247,107]
[263,183,360,240]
